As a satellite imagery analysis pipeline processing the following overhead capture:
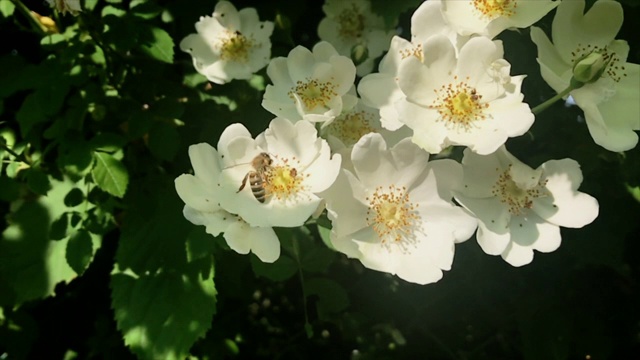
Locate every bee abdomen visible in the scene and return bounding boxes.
[249,173,267,203]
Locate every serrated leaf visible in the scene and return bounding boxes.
[250,254,297,281]
[111,264,216,360]
[139,26,174,63]
[0,179,100,304]
[66,230,94,275]
[91,151,129,198]
[115,176,191,273]
[306,278,349,320]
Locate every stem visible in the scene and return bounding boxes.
[0,142,31,166]
[9,0,48,35]
[291,232,313,338]
[531,84,576,115]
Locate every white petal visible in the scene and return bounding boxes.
[175,174,220,213]
[224,222,280,263]
[532,159,599,228]
[476,221,510,255]
[188,143,222,188]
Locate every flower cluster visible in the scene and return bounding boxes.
[173,0,635,285]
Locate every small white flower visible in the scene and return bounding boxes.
[454,146,599,267]
[175,143,280,263]
[531,0,640,151]
[396,35,534,155]
[442,0,559,38]
[46,0,81,15]
[180,1,274,84]
[317,0,395,76]
[217,118,341,228]
[358,0,466,131]
[322,133,477,285]
[262,41,357,124]
[321,98,411,152]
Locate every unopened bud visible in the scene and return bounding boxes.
[572,52,610,85]
[350,43,368,66]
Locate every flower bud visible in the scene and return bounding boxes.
[350,43,368,66]
[572,52,611,85]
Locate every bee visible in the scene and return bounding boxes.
[237,152,273,203]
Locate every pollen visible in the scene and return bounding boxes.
[326,110,376,147]
[491,165,548,216]
[400,43,423,62]
[472,0,517,20]
[263,157,307,201]
[218,30,256,63]
[429,77,489,131]
[570,43,626,83]
[337,4,365,40]
[366,185,421,253]
[288,78,338,111]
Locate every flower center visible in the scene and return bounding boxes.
[491,165,548,216]
[218,30,255,62]
[326,110,376,147]
[429,77,489,131]
[263,159,306,201]
[571,44,626,84]
[400,43,423,62]
[337,4,365,40]
[366,185,421,253]
[473,0,517,20]
[289,78,338,111]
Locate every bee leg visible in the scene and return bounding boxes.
[237,173,250,193]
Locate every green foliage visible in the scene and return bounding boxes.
[0,0,638,359]
[110,263,217,360]
[91,152,129,198]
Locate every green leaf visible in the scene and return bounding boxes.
[15,94,46,136]
[0,0,15,17]
[147,122,180,161]
[186,227,216,263]
[58,138,94,180]
[0,179,100,304]
[131,0,162,19]
[111,264,216,360]
[66,230,94,275]
[250,254,297,281]
[139,26,174,64]
[26,168,52,195]
[317,224,336,251]
[90,132,127,153]
[91,151,129,198]
[115,176,191,273]
[0,176,20,202]
[306,278,349,320]
[300,245,335,274]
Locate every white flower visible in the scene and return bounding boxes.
[46,0,81,15]
[217,118,341,228]
[442,0,559,38]
[179,1,274,84]
[530,0,640,151]
[322,133,477,285]
[321,98,411,152]
[396,35,534,155]
[454,146,599,267]
[317,0,395,76]
[262,41,357,124]
[358,0,466,131]
[175,143,280,263]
